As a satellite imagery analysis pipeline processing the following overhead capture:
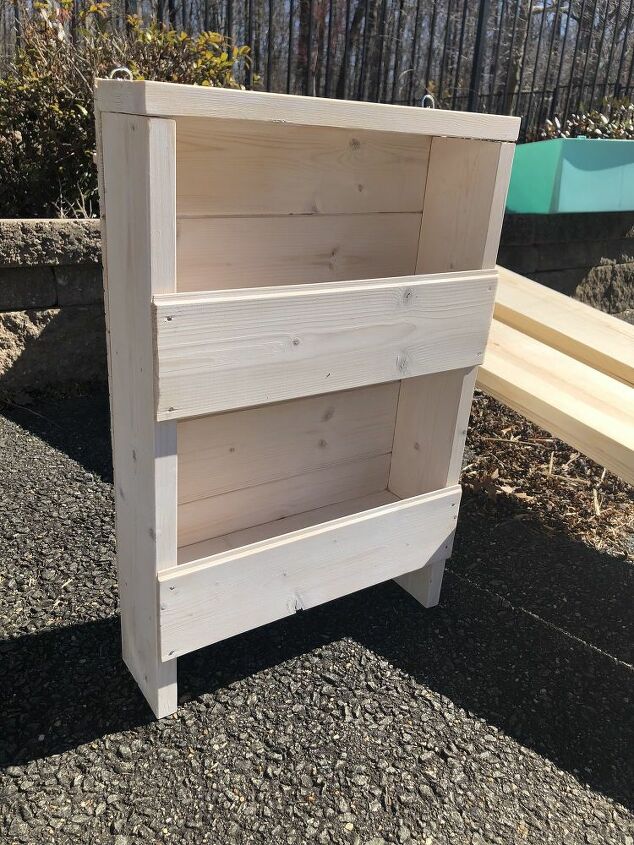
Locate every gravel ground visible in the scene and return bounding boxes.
[1,389,633,845]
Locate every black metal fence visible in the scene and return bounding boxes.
[3,0,634,140]
[218,0,634,140]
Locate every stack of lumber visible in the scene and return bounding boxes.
[477,266,634,485]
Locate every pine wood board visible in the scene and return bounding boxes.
[95,80,520,141]
[160,484,461,659]
[154,270,497,420]
[176,119,430,217]
[177,452,392,547]
[417,137,509,273]
[176,212,421,292]
[99,112,178,716]
[478,319,634,484]
[495,266,634,387]
[178,490,399,563]
[178,382,399,505]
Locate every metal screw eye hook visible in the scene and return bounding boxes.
[421,94,436,109]
[109,67,133,81]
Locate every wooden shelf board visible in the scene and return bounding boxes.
[160,484,461,659]
[153,269,497,420]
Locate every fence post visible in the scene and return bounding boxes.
[468,0,491,112]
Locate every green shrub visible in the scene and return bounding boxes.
[0,0,251,218]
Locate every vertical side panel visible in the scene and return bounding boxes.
[388,367,477,496]
[99,112,178,718]
[416,137,504,273]
[391,135,513,606]
[482,142,515,269]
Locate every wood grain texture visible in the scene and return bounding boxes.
[417,137,505,273]
[176,213,421,292]
[154,270,497,420]
[99,112,178,718]
[178,383,399,504]
[482,143,515,269]
[391,136,513,609]
[388,367,478,497]
[160,485,461,659]
[178,453,392,547]
[495,266,634,386]
[177,490,398,563]
[176,119,430,217]
[95,80,521,141]
[478,319,634,484]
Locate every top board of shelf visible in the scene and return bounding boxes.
[95,80,520,142]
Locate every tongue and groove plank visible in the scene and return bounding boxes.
[176,119,430,218]
[153,270,497,420]
[176,212,422,292]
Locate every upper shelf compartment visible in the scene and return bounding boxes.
[96,82,520,294]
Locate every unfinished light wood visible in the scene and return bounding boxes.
[160,485,461,660]
[389,136,513,609]
[478,319,634,485]
[177,490,399,563]
[417,138,512,273]
[388,367,478,498]
[178,383,399,505]
[495,266,634,386]
[176,213,421,292]
[99,112,178,718]
[179,452,392,547]
[154,270,497,420]
[482,144,515,269]
[176,119,430,217]
[97,79,517,717]
[96,80,520,141]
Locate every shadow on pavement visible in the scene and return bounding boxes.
[1,392,632,809]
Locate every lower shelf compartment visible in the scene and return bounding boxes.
[159,484,461,660]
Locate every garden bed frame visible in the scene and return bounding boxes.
[95,80,519,717]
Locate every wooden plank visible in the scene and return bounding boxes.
[176,119,430,217]
[160,485,462,659]
[99,113,178,717]
[388,367,478,497]
[178,453,391,547]
[176,213,421,292]
[482,143,515,269]
[390,138,513,608]
[95,80,521,141]
[417,137,505,273]
[178,490,398,563]
[477,319,634,484]
[178,383,399,505]
[154,270,497,420]
[495,266,634,387]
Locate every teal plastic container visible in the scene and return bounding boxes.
[506,137,634,213]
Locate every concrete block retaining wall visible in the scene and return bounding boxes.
[0,221,104,396]
[0,214,632,396]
